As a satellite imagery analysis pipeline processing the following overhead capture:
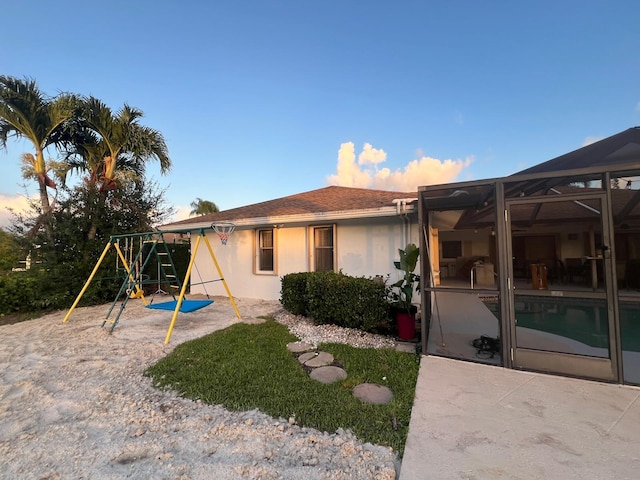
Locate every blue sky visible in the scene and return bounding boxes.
[1,1,639,226]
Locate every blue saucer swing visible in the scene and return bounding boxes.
[146,298,214,313]
[146,246,217,313]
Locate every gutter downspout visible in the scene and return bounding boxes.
[393,198,418,246]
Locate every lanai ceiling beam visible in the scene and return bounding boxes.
[615,188,640,225]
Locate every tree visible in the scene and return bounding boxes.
[58,178,172,266]
[0,79,175,315]
[57,96,172,239]
[0,76,77,214]
[6,176,175,312]
[80,97,171,192]
[190,198,220,216]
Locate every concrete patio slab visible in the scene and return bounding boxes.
[400,355,640,480]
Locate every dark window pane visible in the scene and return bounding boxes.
[259,249,274,271]
[315,248,333,271]
[315,227,333,247]
[442,241,462,259]
[258,229,274,271]
[314,226,334,271]
[260,230,273,248]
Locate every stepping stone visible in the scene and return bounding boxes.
[353,383,393,405]
[309,366,348,384]
[298,352,317,364]
[303,351,334,368]
[287,341,314,353]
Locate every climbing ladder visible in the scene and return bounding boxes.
[154,241,181,294]
[102,233,184,332]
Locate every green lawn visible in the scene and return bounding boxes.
[144,319,420,455]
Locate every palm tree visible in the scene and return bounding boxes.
[0,76,77,213]
[57,129,105,189]
[190,198,220,216]
[59,96,171,239]
[77,97,171,191]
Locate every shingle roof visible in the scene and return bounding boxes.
[514,126,640,176]
[165,186,418,227]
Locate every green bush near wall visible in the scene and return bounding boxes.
[280,271,390,332]
[0,241,192,318]
[0,273,40,314]
[280,272,313,315]
[0,259,121,317]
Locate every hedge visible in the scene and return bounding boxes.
[280,271,390,332]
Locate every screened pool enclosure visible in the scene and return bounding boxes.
[418,127,640,385]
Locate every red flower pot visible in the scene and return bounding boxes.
[396,311,416,340]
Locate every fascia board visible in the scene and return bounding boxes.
[159,205,416,231]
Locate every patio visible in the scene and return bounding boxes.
[400,355,640,479]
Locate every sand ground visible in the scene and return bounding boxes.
[0,296,397,479]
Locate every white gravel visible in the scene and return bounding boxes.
[273,310,397,350]
[0,296,401,479]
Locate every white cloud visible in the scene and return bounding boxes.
[326,142,372,188]
[0,194,33,229]
[169,205,192,223]
[358,143,387,165]
[582,136,603,147]
[327,142,473,191]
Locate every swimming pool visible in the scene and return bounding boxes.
[484,296,640,352]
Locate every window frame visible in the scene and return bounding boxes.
[309,224,337,272]
[255,228,276,275]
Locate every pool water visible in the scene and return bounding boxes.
[484,297,640,352]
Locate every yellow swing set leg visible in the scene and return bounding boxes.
[203,234,241,320]
[63,238,151,325]
[164,235,202,344]
[163,232,241,344]
[62,242,113,323]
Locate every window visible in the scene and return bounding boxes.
[442,240,462,259]
[256,229,274,273]
[312,226,335,272]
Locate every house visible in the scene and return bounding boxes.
[160,186,420,302]
[160,127,640,386]
[418,126,640,386]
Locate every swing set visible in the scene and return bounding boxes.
[62,224,240,344]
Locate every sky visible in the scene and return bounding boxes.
[1,1,639,227]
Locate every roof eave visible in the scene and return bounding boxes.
[159,205,416,232]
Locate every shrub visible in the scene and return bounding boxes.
[346,276,390,331]
[280,272,312,315]
[0,259,121,316]
[306,271,349,325]
[0,273,40,314]
[280,271,390,332]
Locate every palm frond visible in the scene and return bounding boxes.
[0,75,45,147]
[125,124,171,172]
[20,152,38,180]
[0,76,78,163]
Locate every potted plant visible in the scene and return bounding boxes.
[389,243,420,340]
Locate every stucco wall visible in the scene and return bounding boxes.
[189,217,420,302]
